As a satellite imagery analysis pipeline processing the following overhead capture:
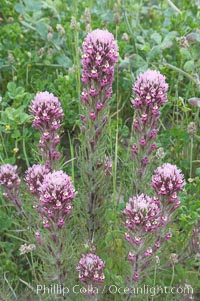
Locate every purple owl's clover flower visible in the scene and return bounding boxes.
[130,70,168,182]
[0,164,23,212]
[132,70,168,109]
[123,194,161,235]
[30,91,63,130]
[77,253,105,295]
[24,164,50,197]
[0,164,20,190]
[80,29,118,143]
[29,91,64,169]
[38,170,77,230]
[152,163,185,212]
[81,29,118,88]
[123,194,162,281]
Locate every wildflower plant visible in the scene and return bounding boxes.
[76,28,119,295]
[123,70,185,287]
[24,92,76,283]
[152,163,185,213]
[77,253,105,297]
[130,70,168,193]
[79,29,118,242]
[29,91,64,170]
[38,170,76,230]
[123,168,185,283]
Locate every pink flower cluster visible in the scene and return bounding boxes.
[0,164,22,210]
[30,91,63,130]
[30,92,64,168]
[131,70,168,177]
[152,163,185,207]
[77,253,105,284]
[132,70,168,110]
[39,170,77,229]
[123,194,161,235]
[24,164,50,197]
[0,164,20,190]
[123,163,185,282]
[80,29,118,142]
[81,29,118,99]
[24,163,77,230]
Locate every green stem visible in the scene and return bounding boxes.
[152,263,157,301]
[26,64,29,86]
[167,0,182,14]
[163,62,200,87]
[0,131,8,158]
[75,30,81,101]
[122,1,137,52]
[30,251,37,283]
[33,63,66,68]
[68,131,75,183]
[73,0,81,105]
[190,137,193,178]
[169,264,175,294]
[22,128,30,168]
[25,253,37,283]
[113,27,119,207]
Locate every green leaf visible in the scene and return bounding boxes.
[130,54,147,69]
[148,46,162,61]
[195,168,200,177]
[136,35,145,44]
[161,31,178,49]
[7,81,17,93]
[35,21,48,39]
[1,107,31,125]
[180,48,192,61]
[7,82,26,100]
[5,107,15,121]
[151,32,162,44]
[118,57,130,70]
[56,54,72,68]
[15,3,26,14]
[24,0,42,11]
[11,129,21,139]
[100,11,114,23]
[19,112,31,123]
[183,60,195,72]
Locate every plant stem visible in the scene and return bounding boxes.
[26,64,29,86]
[169,264,175,297]
[3,272,17,299]
[33,63,66,68]
[113,26,119,207]
[22,129,30,168]
[152,263,157,301]
[68,131,75,183]
[73,0,81,106]
[0,131,8,158]
[30,251,37,283]
[122,0,137,52]
[167,0,182,14]
[190,137,193,178]
[163,62,200,87]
